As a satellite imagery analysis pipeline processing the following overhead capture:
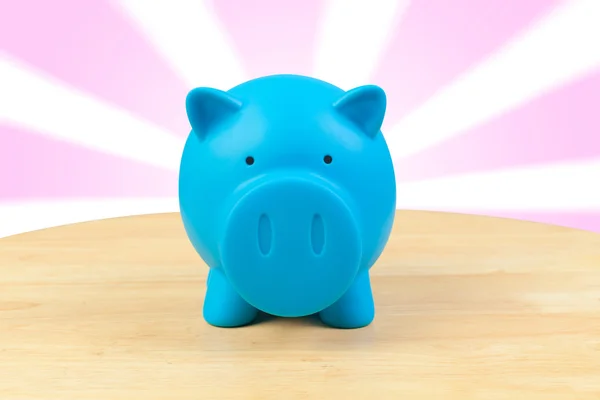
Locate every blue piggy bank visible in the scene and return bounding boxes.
[179,74,396,329]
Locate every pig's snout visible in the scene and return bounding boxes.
[220,174,362,317]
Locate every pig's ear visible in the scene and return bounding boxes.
[333,85,386,138]
[186,87,243,140]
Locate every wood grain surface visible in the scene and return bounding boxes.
[1,211,599,399]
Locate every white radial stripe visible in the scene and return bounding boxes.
[0,198,179,239]
[0,56,184,171]
[114,0,246,89]
[387,0,600,160]
[396,158,600,211]
[312,0,411,90]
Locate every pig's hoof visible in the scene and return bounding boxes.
[319,271,375,329]
[203,269,258,328]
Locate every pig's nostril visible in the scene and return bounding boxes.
[257,213,272,256]
[310,214,325,255]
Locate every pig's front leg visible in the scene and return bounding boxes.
[319,270,375,329]
[203,268,258,327]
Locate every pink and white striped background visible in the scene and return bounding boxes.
[1,0,599,238]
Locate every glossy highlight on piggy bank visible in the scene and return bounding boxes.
[178,74,396,329]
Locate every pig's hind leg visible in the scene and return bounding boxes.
[203,268,258,327]
[318,270,375,329]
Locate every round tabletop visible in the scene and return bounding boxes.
[1,211,599,399]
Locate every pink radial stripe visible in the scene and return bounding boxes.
[210,0,322,79]
[0,0,189,135]
[395,72,600,182]
[372,0,563,127]
[0,125,177,200]
[479,211,600,234]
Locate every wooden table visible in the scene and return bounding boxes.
[1,211,599,399]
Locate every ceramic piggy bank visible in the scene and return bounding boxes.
[179,74,396,329]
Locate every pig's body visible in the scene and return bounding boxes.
[179,74,396,328]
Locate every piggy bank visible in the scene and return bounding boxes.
[179,74,396,329]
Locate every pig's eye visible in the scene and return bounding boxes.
[323,155,333,164]
[245,156,255,166]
